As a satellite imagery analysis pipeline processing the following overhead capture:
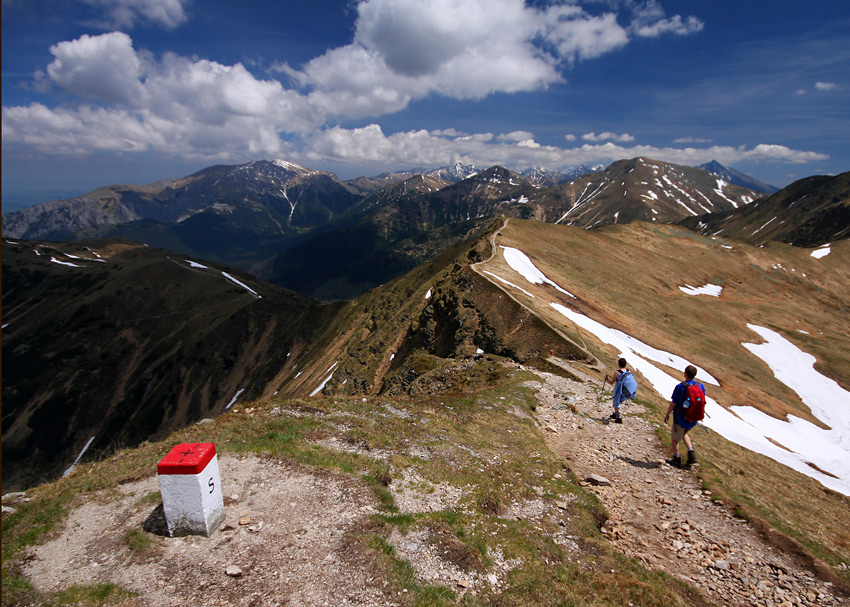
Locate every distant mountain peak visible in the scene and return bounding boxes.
[521,165,604,187]
[425,163,480,182]
[271,159,321,177]
[696,160,779,194]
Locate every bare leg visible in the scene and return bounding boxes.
[670,439,679,457]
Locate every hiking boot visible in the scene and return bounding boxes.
[609,412,619,420]
[666,455,682,468]
[614,415,623,424]
[686,450,698,465]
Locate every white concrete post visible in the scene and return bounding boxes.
[157,443,225,537]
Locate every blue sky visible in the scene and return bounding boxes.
[2,0,848,209]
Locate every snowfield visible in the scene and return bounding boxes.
[811,245,831,259]
[679,283,723,297]
[501,247,576,298]
[495,247,850,496]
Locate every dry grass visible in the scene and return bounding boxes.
[480,218,850,578]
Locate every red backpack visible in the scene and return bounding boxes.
[682,382,706,423]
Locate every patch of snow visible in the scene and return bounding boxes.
[679,284,723,297]
[272,159,317,176]
[713,325,850,495]
[752,217,777,235]
[50,257,82,268]
[549,302,719,386]
[425,289,432,299]
[222,272,261,298]
[186,260,209,269]
[310,362,339,397]
[500,247,576,299]
[713,179,740,208]
[63,436,96,477]
[811,246,831,259]
[225,388,245,410]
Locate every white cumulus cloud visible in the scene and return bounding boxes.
[291,124,828,176]
[629,0,704,37]
[3,0,820,178]
[582,131,635,142]
[43,32,149,106]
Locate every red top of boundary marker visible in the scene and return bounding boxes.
[157,443,216,475]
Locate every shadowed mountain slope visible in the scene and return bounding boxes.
[681,171,850,247]
[697,160,780,194]
[1,239,326,489]
[266,167,543,300]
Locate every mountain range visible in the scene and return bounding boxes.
[264,158,765,299]
[2,157,777,301]
[3,155,850,602]
[3,158,848,487]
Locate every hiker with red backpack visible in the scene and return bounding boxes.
[664,365,706,468]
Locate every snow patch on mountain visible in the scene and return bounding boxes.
[222,272,261,298]
[500,247,576,299]
[679,284,723,297]
[811,245,831,259]
[497,247,850,496]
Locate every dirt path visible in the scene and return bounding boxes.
[531,361,843,607]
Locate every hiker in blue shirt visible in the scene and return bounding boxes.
[665,365,704,468]
[605,358,637,424]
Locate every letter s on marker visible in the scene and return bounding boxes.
[209,477,215,494]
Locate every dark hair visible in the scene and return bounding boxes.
[618,358,627,368]
[684,365,697,380]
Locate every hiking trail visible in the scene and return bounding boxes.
[532,360,843,607]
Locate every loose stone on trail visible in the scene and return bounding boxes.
[586,474,612,486]
[225,565,243,577]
